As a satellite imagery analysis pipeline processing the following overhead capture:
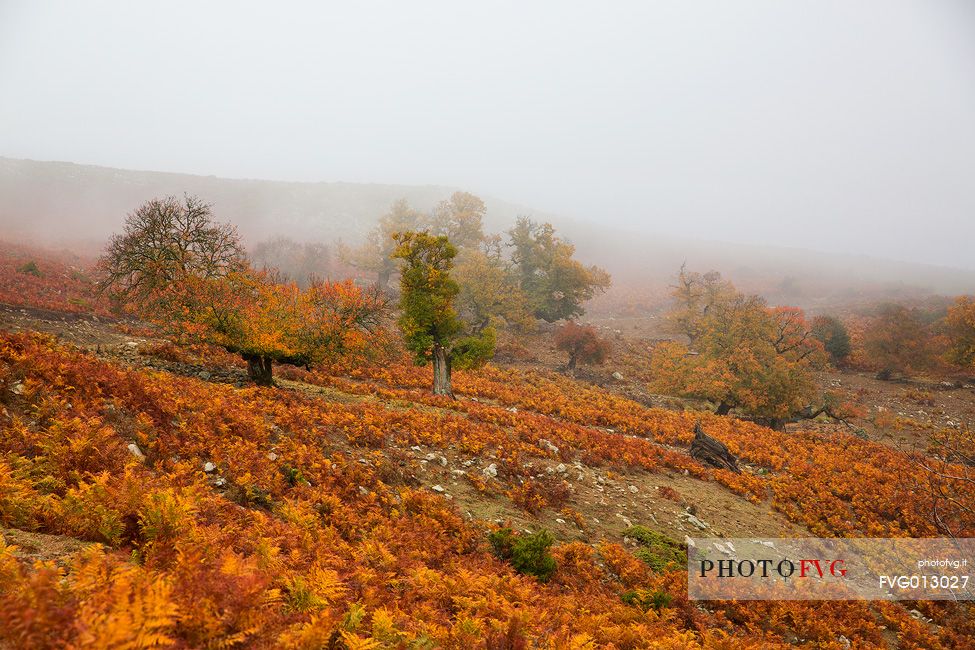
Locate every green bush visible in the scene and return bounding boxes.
[488,527,557,582]
[17,260,41,277]
[621,588,672,612]
[625,525,685,572]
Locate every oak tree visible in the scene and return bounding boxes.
[98,195,246,314]
[428,191,486,250]
[862,303,930,379]
[343,199,424,289]
[810,315,852,367]
[554,321,610,371]
[391,231,495,397]
[507,217,610,322]
[651,270,829,427]
[943,296,975,371]
[101,197,387,385]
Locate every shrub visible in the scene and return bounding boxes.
[624,526,685,572]
[554,321,610,370]
[621,588,672,612]
[811,315,851,366]
[17,260,41,277]
[488,528,557,582]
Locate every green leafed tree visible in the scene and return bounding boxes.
[428,191,486,250]
[392,231,495,397]
[507,217,610,322]
[810,315,852,367]
[343,199,425,289]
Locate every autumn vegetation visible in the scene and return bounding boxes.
[0,195,974,647]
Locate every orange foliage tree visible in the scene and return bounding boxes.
[861,303,932,379]
[100,196,387,385]
[554,321,610,371]
[651,269,828,426]
[944,296,975,371]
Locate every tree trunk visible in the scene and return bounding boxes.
[715,401,733,416]
[566,353,577,371]
[378,269,391,290]
[689,422,740,473]
[432,343,454,398]
[243,353,274,386]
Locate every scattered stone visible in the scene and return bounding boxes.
[556,518,566,524]
[358,486,369,496]
[555,463,567,474]
[203,461,216,473]
[438,455,448,467]
[612,371,624,381]
[10,382,24,395]
[267,452,278,461]
[680,511,709,530]
[628,485,638,494]
[213,477,226,487]
[462,459,474,467]
[538,438,559,454]
[483,463,498,478]
[198,371,211,381]
[411,446,423,452]
[425,453,437,462]
[431,485,445,493]
[451,469,466,477]
[127,443,146,461]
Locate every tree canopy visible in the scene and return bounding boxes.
[343,199,425,289]
[810,315,852,367]
[391,231,495,396]
[554,321,610,371]
[508,217,610,322]
[100,196,387,385]
[651,269,829,425]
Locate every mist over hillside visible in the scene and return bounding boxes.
[3,156,974,304]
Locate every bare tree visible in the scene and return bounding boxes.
[98,195,246,312]
[911,427,975,538]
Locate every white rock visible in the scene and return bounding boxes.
[451,469,467,477]
[431,485,445,493]
[483,463,498,478]
[612,371,624,381]
[680,511,709,530]
[555,463,567,474]
[203,461,216,473]
[127,443,146,460]
[267,452,278,461]
[628,485,639,494]
[10,382,24,395]
[538,438,559,454]
[556,518,566,524]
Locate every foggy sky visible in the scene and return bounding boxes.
[1,1,974,269]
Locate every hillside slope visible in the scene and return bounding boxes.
[1,302,973,646]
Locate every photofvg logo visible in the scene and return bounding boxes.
[687,538,975,601]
